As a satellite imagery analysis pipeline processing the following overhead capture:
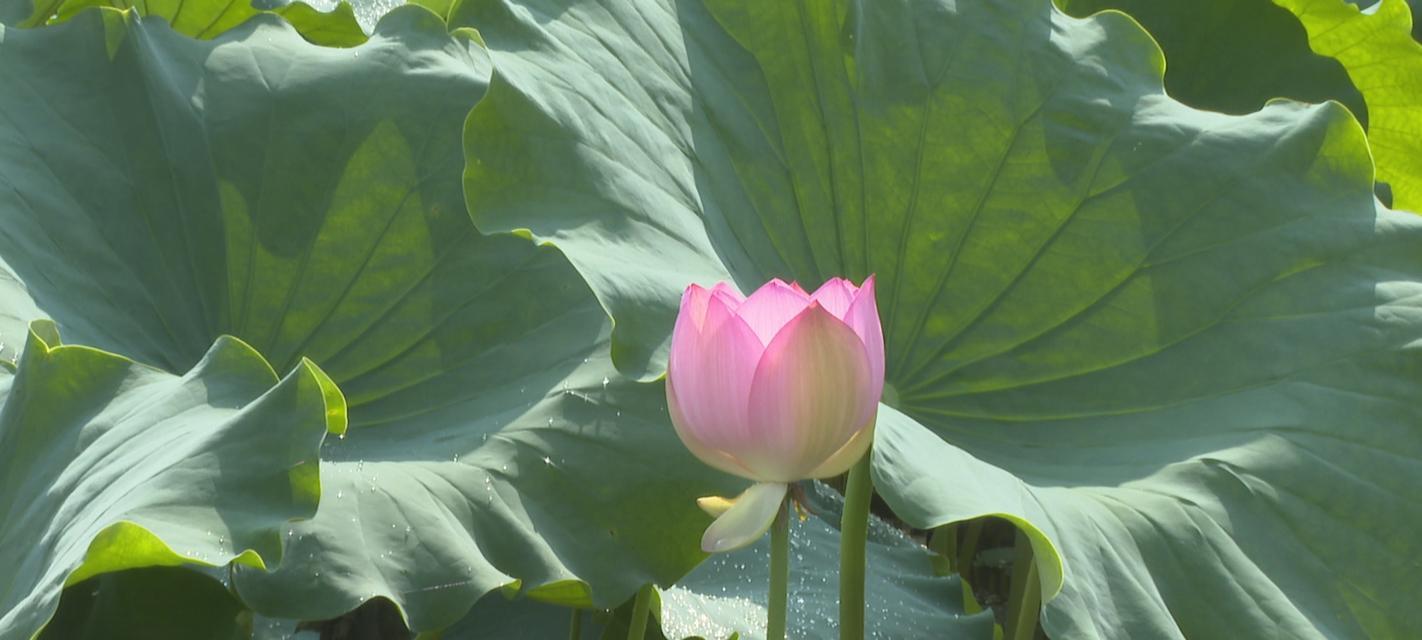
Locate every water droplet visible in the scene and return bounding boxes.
[546,417,554,427]
[336,490,344,499]
[601,376,610,389]
[337,432,346,440]
[542,456,553,466]
[356,460,364,472]
[452,453,460,463]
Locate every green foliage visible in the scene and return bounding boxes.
[21,0,366,45]
[1061,0,1422,212]
[42,568,249,640]
[0,323,338,639]
[1057,0,1365,118]
[0,5,741,633]
[1278,0,1422,210]
[1,0,1422,637]
[655,483,993,639]
[459,0,1422,636]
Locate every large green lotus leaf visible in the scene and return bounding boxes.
[458,0,1422,636]
[0,6,734,631]
[0,323,338,640]
[655,482,992,640]
[1055,0,1364,119]
[40,567,247,640]
[22,0,366,45]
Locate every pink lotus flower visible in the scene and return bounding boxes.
[667,277,884,552]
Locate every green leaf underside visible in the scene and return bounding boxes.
[0,7,737,632]
[0,323,334,640]
[1060,0,1422,213]
[1273,0,1422,211]
[1055,0,1365,120]
[41,567,247,640]
[439,482,997,640]
[657,482,993,640]
[21,0,367,45]
[459,0,1422,637]
[436,594,607,639]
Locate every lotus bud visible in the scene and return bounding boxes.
[667,277,884,552]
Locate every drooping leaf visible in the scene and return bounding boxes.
[40,567,248,640]
[656,482,993,640]
[0,323,338,640]
[1055,0,1365,119]
[440,483,996,640]
[0,257,48,364]
[0,6,735,631]
[1060,0,1422,212]
[1274,0,1422,210]
[22,0,366,45]
[458,0,1422,636]
[438,595,605,640]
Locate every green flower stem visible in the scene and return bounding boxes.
[569,607,583,640]
[769,497,790,640]
[840,449,873,640]
[627,584,653,640]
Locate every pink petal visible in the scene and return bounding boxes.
[710,281,744,309]
[845,275,885,394]
[810,277,858,321]
[674,284,713,347]
[736,279,812,344]
[668,381,758,479]
[700,482,787,553]
[806,421,875,478]
[667,294,764,459]
[739,303,877,482]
